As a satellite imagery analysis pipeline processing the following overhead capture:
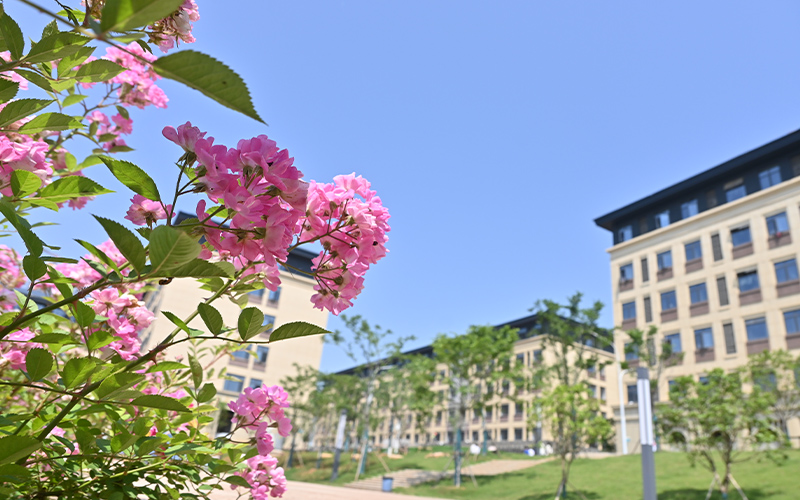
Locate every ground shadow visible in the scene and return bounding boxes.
[519,492,601,500]
[658,488,775,500]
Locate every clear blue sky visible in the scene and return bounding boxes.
[9,1,800,373]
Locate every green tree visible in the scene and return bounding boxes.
[280,364,322,468]
[623,325,684,403]
[744,349,800,445]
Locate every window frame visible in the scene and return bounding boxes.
[663,333,682,353]
[775,258,799,284]
[737,270,760,292]
[766,212,790,237]
[689,282,708,304]
[661,290,677,311]
[685,240,702,262]
[657,250,673,271]
[730,226,752,247]
[223,374,245,393]
[745,317,769,341]
[681,199,699,219]
[759,166,782,190]
[694,327,714,350]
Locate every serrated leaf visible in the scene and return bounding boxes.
[12,69,52,92]
[73,300,96,328]
[197,303,223,336]
[161,310,190,334]
[87,330,115,351]
[22,255,46,281]
[49,78,76,92]
[93,215,146,274]
[62,357,97,389]
[41,20,58,39]
[10,170,41,198]
[74,239,121,277]
[189,355,202,388]
[150,259,233,278]
[237,307,264,341]
[18,113,83,135]
[74,59,125,83]
[0,201,43,257]
[196,382,216,403]
[57,46,96,78]
[130,394,190,413]
[98,156,160,201]
[25,348,53,380]
[38,176,112,203]
[94,373,143,400]
[25,32,89,64]
[61,94,88,108]
[153,50,263,123]
[145,361,188,373]
[0,436,40,465]
[0,79,18,103]
[269,321,330,342]
[148,225,201,274]
[0,99,54,128]
[30,333,73,344]
[100,0,185,32]
[0,13,24,60]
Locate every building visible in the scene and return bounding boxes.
[595,129,800,451]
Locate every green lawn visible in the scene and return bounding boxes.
[395,451,800,500]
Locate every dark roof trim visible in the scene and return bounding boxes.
[594,128,800,231]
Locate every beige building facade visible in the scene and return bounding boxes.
[596,130,800,452]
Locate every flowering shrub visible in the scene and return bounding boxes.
[0,2,389,498]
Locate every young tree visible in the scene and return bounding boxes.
[744,349,800,445]
[280,364,322,468]
[433,324,520,487]
[623,325,685,402]
[659,368,784,499]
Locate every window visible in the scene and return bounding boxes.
[655,210,670,228]
[588,384,597,397]
[533,350,543,363]
[216,409,234,435]
[248,289,264,301]
[759,166,782,189]
[775,259,799,284]
[711,233,723,261]
[223,374,245,393]
[641,258,649,282]
[600,387,607,401]
[262,315,276,332]
[681,200,698,219]
[766,212,789,236]
[620,263,634,283]
[624,342,639,361]
[515,402,524,416]
[267,287,281,305]
[657,250,672,270]
[500,429,508,441]
[717,276,729,306]
[689,283,708,304]
[725,184,746,202]
[731,227,751,247]
[737,270,760,292]
[622,301,636,320]
[627,384,638,404]
[644,296,653,322]
[685,240,702,261]
[707,189,718,208]
[249,378,263,389]
[231,346,249,361]
[514,428,523,441]
[785,309,800,335]
[255,345,269,365]
[661,290,677,311]
[723,323,736,354]
[664,333,682,353]
[745,317,769,341]
[694,328,714,350]
[618,225,633,242]
[699,376,709,385]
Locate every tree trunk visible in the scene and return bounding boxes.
[454,426,463,487]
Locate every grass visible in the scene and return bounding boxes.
[394,450,800,500]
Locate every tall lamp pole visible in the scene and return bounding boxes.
[637,367,657,500]
[618,367,629,455]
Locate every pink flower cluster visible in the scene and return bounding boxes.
[125,194,172,226]
[86,110,134,152]
[0,328,40,370]
[303,174,390,315]
[88,288,154,360]
[150,0,200,52]
[0,245,25,304]
[0,51,28,90]
[233,455,287,499]
[0,134,52,197]
[92,43,168,109]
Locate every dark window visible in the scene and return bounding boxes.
[699,376,709,385]
[267,287,281,305]
[641,258,649,282]
[620,263,634,283]
[689,283,708,304]
[644,296,653,322]
[775,259,799,283]
[533,350,543,362]
[256,346,269,364]
[759,166,782,189]
[664,333,682,353]
[707,189,718,208]
[694,328,714,349]
[500,429,508,441]
[731,227,751,247]
[745,317,769,341]
[216,409,234,435]
[627,384,638,404]
[681,200,698,219]
[232,346,250,361]
[785,309,800,335]
[223,374,245,393]
[711,233,723,261]
[639,217,648,234]
[766,212,789,236]
[625,342,639,361]
[655,210,670,228]
[726,184,746,202]
[249,378,262,389]
[515,402,524,416]
[661,290,677,311]
[618,225,633,242]
[717,277,730,306]
[657,250,672,270]
[723,323,736,354]
[514,428,523,441]
[622,301,636,320]
[738,270,760,292]
[685,240,702,261]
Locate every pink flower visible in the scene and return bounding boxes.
[125,194,172,226]
[150,0,200,53]
[162,122,206,153]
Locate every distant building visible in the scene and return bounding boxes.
[595,129,800,450]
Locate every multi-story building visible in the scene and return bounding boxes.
[595,129,800,451]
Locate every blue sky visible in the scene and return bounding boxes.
[9,1,800,372]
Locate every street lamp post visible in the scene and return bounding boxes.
[618,367,629,455]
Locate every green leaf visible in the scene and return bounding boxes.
[150,259,234,278]
[93,215,146,274]
[25,348,53,380]
[0,13,24,60]
[57,46,95,77]
[38,176,112,203]
[62,357,97,389]
[49,78,76,92]
[0,201,43,257]
[0,463,30,483]
[0,79,18,103]
[237,307,264,341]
[225,475,251,488]
[196,382,216,403]
[188,355,202,388]
[94,373,143,400]
[153,50,264,123]
[161,310,190,334]
[269,321,330,342]
[73,300,96,328]
[87,330,115,351]
[22,255,46,281]
[148,225,201,274]
[18,113,83,135]
[100,0,185,33]
[11,69,52,92]
[0,436,41,465]
[145,361,188,373]
[31,333,73,344]
[61,94,88,108]
[0,99,54,128]
[74,239,121,277]
[74,60,126,83]
[197,303,223,335]
[41,20,58,39]
[130,394,190,413]
[25,32,89,64]
[10,170,41,198]
[98,156,160,201]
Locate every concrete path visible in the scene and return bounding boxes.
[212,480,443,499]
[461,457,554,476]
